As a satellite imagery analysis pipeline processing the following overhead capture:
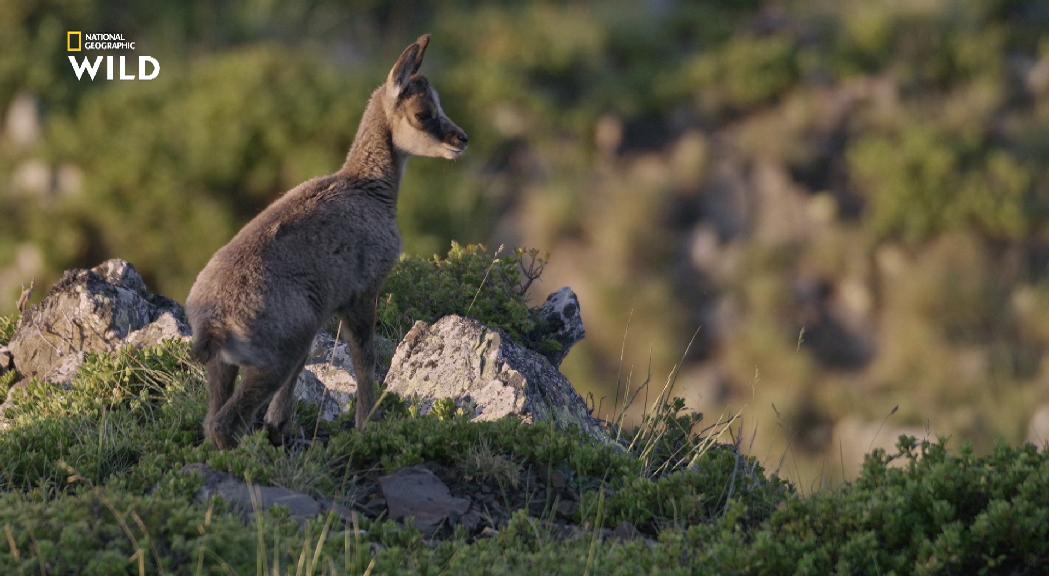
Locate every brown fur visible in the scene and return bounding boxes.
[186,34,467,449]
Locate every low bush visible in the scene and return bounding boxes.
[378,243,554,352]
[724,437,1049,574]
[0,314,15,345]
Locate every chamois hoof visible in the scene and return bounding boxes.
[264,420,299,447]
[204,420,237,450]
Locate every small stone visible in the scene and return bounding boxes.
[181,464,344,524]
[611,521,640,541]
[379,465,471,537]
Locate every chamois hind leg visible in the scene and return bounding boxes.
[204,358,238,437]
[208,359,298,450]
[262,353,308,445]
[339,294,379,429]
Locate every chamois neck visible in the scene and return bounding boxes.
[340,88,406,194]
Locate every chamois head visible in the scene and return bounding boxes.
[384,34,469,160]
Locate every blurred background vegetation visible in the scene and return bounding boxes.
[2,0,1049,484]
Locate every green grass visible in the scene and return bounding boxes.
[0,313,15,345]
[0,341,1044,574]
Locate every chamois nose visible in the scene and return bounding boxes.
[449,130,468,148]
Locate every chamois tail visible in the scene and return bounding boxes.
[190,313,227,364]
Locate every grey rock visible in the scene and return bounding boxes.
[378,466,470,537]
[295,367,356,422]
[383,315,611,445]
[182,463,348,524]
[125,311,189,348]
[292,330,396,421]
[7,259,190,383]
[532,287,585,367]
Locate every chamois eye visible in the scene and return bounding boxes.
[415,111,430,122]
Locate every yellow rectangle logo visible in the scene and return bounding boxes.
[67,31,81,52]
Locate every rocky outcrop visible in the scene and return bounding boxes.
[4,258,602,446]
[7,259,189,383]
[295,288,587,421]
[531,287,585,367]
[383,315,610,444]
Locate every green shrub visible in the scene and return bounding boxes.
[0,312,14,400]
[378,243,551,348]
[0,314,16,345]
[732,437,1049,574]
[585,444,792,534]
[685,35,799,115]
[0,370,16,400]
[325,415,636,483]
[849,127,1032,244]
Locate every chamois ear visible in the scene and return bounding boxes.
[387,34,431,95]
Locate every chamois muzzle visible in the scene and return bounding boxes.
[446,129,469,150]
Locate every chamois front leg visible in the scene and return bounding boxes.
[339,293,379,429]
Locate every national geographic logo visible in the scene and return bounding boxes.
[66,31,159,81]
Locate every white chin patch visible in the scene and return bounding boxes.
[441,145,465,160]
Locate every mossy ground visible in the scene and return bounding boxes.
[0,337,1044,574]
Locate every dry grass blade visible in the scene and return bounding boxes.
[583,486,606,576]
[867,404,900,453]
[466,244,505,316]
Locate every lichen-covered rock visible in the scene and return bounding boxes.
[292,330,396,421]
[532,287,585,367]
[7,259,189,383]
[383,315,611,444]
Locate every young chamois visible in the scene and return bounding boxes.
[186,34,468,449]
